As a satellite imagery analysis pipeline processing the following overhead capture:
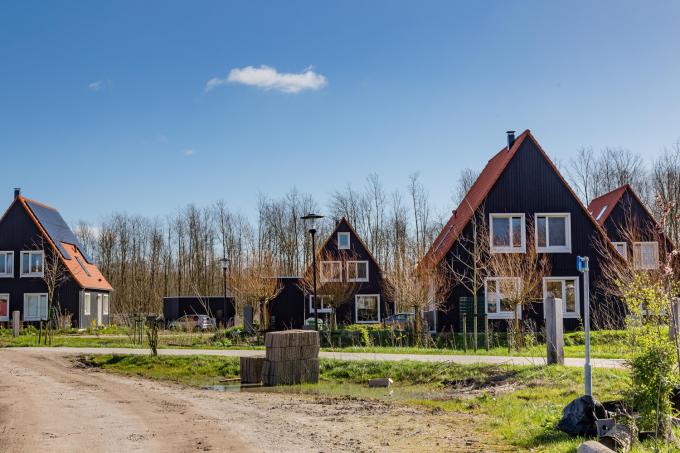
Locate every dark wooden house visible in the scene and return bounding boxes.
[267,218,395,329]
[423,130,614,332]
[588,184,669,270]
[0,189,113,328]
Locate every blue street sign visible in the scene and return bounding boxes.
[577,256,589,273]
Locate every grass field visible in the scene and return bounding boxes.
[83,354,645,451]
[0,328,630,358]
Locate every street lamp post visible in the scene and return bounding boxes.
[219,257,230,328]
[301,213,324,331]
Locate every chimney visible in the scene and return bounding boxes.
[506,130,516,149]
[13,188,21,199]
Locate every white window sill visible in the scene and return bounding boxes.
[537,247,571,254]
[490,247,526,254]
[20,273,44,278]
[487,313,520,320]
[563,313,580,319]
[309,308,332,314]
[348,278,369,283]
[356,320,379,324]
[23,317,47,321]
[0,274,13,278]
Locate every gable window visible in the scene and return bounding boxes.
[613,242,627,260]
[309,295,333,313]
[490,214,526,253]
[633,242,659,270]
[20,250,44,277]
[0,294,9,322]
[347,261,369,282]
[0,251,13,278]
[103,294,110,316]
[535,213,571,253]
[543,277,579,318]
[355,294,380,323]
[485,277,521,319]
[320,261,342,282]
[23,293,48,321]
[84,292,91,316]
[338,232,351,250]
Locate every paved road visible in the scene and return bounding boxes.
[13,346,627,369]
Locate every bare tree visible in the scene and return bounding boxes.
[454,168,479,205]
[487,218,551,350]
[229,250,282,331]
[38,240,69,342]
[386,245,450,345]
[446,205,490,349]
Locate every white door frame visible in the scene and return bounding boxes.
[96,294,103,326]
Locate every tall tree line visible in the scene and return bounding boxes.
[74,178,446,315]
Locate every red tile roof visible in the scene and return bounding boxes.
[16,196,113,291]
[587,185,629,226]
[422,129,612,267]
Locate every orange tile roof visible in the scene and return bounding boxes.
[422,130,613,267]
[16,196,113,291]
[587,185,629,226]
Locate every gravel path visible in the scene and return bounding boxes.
[11,346,626,369]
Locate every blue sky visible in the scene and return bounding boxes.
[2,1,680,224]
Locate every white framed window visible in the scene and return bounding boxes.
[23,293,48,321]
[355,294,380,323]
[0,293,9,321]
[613,242,627,260]
[20,250,44,277]
[633,242,659,270]
[535,213,571,253]
[84,292,91,316]
[484,277,521,319]
[338,232,351,250]
[490,214,526,253]
[309,294,333,313]
[0,251,13,278]
[103,294,110,316]
[543,277,580,318]
[320,261,342,282]
[347,260,369,282]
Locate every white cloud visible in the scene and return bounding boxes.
[87,79,111,91]
[182,148,196,157]
[206,65,327,94]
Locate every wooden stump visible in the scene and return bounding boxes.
[240,356,265,384]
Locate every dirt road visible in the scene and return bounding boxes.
[0,349,498,452]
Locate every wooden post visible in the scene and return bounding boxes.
[670,298,680,341]
[473,314,478,352]
[545,295,564,365]
[484,314,489,351]
[12,311,20,337]
[462,314,468,352]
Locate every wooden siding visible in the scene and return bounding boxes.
[0,199,110,327]
[440,137,607,332]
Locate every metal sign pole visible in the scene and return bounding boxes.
[578,256,592,396]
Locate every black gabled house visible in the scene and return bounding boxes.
[0,189,113,328]
[312,218,394,325]
[588,184,671,270]
[424,130,614,332]
[267,218,395,329]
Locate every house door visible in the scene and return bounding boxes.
[96,294,103,326]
